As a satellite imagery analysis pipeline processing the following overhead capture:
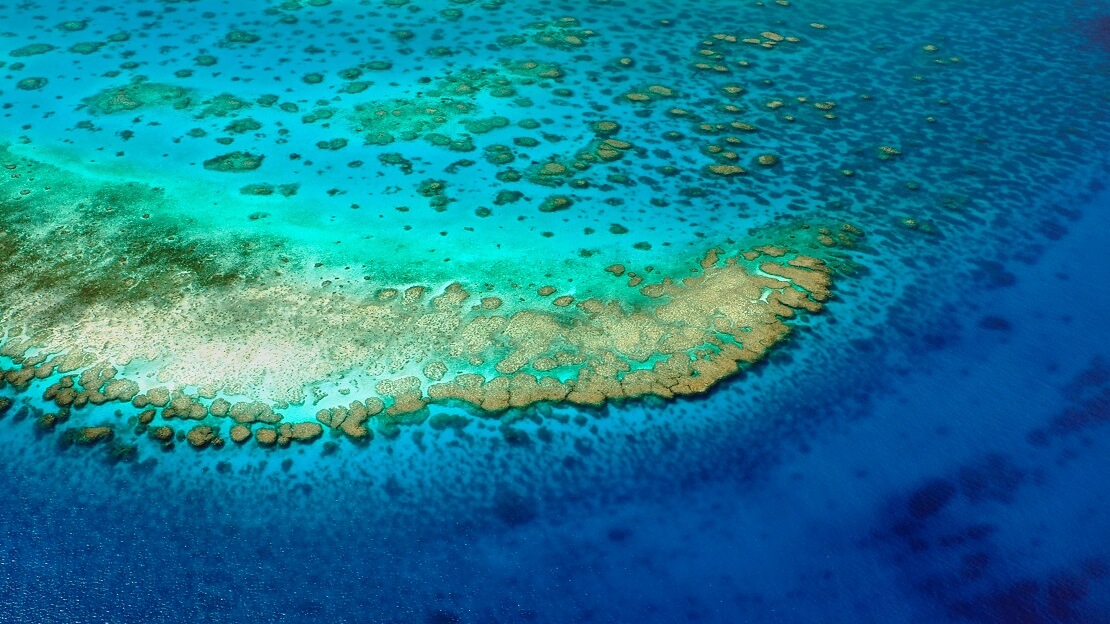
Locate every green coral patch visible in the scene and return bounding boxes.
[203,151,265,172]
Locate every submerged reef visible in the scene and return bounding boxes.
[203,151,264,172]
[0,145,844,450]
[10,43,56,57]
[82,80,194,114]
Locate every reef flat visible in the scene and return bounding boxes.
[1,142,844,448]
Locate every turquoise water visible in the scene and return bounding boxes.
[1,0,1108,622]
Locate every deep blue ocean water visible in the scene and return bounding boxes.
[1,0,1108,622]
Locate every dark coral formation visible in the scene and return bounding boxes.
[203,151,264,172]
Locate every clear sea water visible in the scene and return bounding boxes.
[0,0,1108,622]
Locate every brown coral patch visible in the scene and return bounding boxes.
[186,425,218,449]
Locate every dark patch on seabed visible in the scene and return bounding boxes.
[869,356,1110,624]
[1084,14,1110,53]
